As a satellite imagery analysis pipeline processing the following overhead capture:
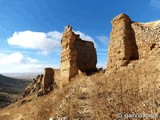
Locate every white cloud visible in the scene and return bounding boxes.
[37,50,49,56]
[96,35,109,46]
[26,57,38,64]
[96,36,108,67]
[7,31,62,55]
[150,0,160,9]
[96,63,106,69]
[0,52,23,64]
[0,52,42,73]
[1,30,100,73]
[0,52,59,73]
[0,52,38,65]
[7,30,97,55]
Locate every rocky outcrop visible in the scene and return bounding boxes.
[23,68,55,97]
[60,26,97,87]
[107,13,160,72]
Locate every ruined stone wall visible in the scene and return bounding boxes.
[131,21,160,59]
[107,13,160,72]
[60,26,97,86]
[60,26,78,85]
[74,37,97,73]
[42,68,54,90]
[24,68,55,97]
[106,14,139,72]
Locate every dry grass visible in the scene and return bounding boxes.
[92,69,160,120]
[0,55,160,120]
[34,66,160,120]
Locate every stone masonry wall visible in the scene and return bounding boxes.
[107,13,160,72]
[106,14,139,72]
[131,22,160,59]
[42,68,54,90]
[24,68,55,97]
[60,26,97,86]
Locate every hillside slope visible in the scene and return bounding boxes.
[0,13,160,120]
[0,74,30,108]
[0,48,159,120]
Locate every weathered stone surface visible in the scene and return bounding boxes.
[24,68,55,97]
[53,69,61,87]
[37,74,43,85]
[42,68,54,90]
[1,14,160,120]
[107,13,160,73]
[60,26,97,86]
[131,21,160,59]
[106,14,139,72]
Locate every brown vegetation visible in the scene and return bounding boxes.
[0,13,159,120]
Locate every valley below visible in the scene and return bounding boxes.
[0,73,37,108]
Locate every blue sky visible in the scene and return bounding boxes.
[0,0,160,73]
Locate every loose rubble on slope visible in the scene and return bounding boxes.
[23,68,56,97]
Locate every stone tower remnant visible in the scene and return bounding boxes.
[60,26,97,86]
[107,13,160,73]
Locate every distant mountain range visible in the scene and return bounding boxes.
[1,73,42,81]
